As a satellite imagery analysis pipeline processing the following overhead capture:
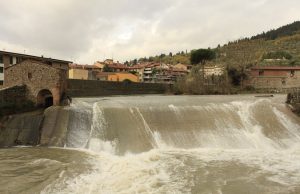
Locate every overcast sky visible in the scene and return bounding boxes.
[0,0,299,64]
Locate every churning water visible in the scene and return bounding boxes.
[1,95,300,194]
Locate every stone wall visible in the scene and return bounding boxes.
[66,79,169,97]
[287,88,300,115]
[0,85,35,117]
[4,60,67,105]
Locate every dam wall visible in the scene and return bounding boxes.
[0,110,44,146]
[66,79,170,97]
[1,95,300,150]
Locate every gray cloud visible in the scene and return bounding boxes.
[0,0,299,63]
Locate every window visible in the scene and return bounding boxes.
[0,67,3,73]
[10,56,13,65]
[0,81,3,85]
[0,55,3,63]
[28,73,32,80]
[282,79,286,85]
[259,70,264,76]
[16,57,22,64]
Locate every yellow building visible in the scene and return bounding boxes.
[97,72,139,82]
[69,69,89,80]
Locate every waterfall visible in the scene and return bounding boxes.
[40,95,300,155]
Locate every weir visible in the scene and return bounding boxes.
[12,95,297,154]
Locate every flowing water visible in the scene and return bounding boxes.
[1,95,300,194]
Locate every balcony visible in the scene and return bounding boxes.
[144,70,152,74]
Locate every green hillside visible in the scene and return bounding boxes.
[251,21,300,40]
[217,32,300,68]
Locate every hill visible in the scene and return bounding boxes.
[131,21,300,69]
[251,21,300,40]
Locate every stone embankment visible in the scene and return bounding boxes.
[287,89,300,115]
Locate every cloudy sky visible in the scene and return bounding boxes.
[0,0,299,64]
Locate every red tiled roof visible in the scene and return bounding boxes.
[251,66,300,70]
[108,63,129,69]
[171,68,188,73]
[129,64,148,69]
[69,64,101,69]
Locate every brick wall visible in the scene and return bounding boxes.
[250,71,300,91]
[66,79,169,97]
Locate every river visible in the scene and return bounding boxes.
[1,95,300,194]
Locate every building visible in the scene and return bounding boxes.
[203,65,225,77]
[69,64,102,80]
[0,60,3,87]
[94,60,129,72]
[2,51,71,106]
[173,63,193,72]
[96,72,139,82]
[0,50,69,87]
[93,61,105,71]
[169,68,189,82]
[249,66,300,91]
[104,59,114,65]
[69,68,89,80]
[129,64,147,81]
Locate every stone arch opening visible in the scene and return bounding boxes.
[37,89,53,108]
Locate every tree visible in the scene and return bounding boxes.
[103,64,113,72]
[227,67,247,86]
[133,59,137,65]
[160,53,166,58]
[190,49,216,65]
[169,52,173,57]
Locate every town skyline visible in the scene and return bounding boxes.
[0,0,299,64]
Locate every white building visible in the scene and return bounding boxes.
[204,65,225,77]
